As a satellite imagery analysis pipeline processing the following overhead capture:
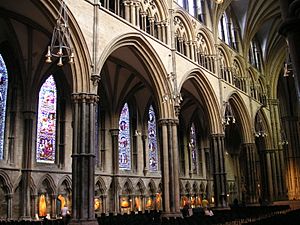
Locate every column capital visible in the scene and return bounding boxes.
[279,18,300,36]
[71,93,99,104]
[109,128,119,136]
[158,118,178,125]
[210,133,225,139]
[22,111,35,119]
[268,98,279,105]
[91,74,101,86]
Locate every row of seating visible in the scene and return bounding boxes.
[241,208,300,225]
[0,205,293,225]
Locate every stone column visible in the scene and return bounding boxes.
[69,93,98,225]
[210,134,227,208]
[124,1,130,22]
[130,2,136,25]
[20,111,35,220]
[149,17,155,35]
[109,128,120,214]
[266,151,274,202]
[159,119,170,213]
[242,143,257,203]
[142,134,148,175]
[270,152,278,199]
[171,121,180,213]
[162,21,167,44]
[6,193,12,219]
[159,119,181,217]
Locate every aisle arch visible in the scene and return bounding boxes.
[179,68,222,134]
[97,32,173,119]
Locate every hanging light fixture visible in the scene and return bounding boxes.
[215,0,224,4]
[254,118,267,137]
[279,130,288,145]
[283,51,293,77]
[222,101,236,127]
[45,0,74,66]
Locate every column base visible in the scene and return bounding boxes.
[19,216,31,221]
[160,211,183,218]
[68,219,98,225]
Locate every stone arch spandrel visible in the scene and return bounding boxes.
[179,68,223,134]
[97,32,173,119]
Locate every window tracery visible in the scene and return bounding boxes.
[0,54,8,160]
[174,16,189,57]
[196,33,214,72]
[119,103,131,170]
[148,105,158,171]
[249,37,263,71]
[218,11,239,51]
[190,123,197,173]
[36,75,57,163]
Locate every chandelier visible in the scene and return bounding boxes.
[279,130,288,145]
[283,51,293,77]
[222,101,235,126]
[45,0,74,66]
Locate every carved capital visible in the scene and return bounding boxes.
[71,93,99,104]
[91,74,101,86]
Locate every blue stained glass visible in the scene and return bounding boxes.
[118,103,131,170]
[0,54,8,160]
[36,75,57,163]
[190,123,197,172]
[148,105,158,171]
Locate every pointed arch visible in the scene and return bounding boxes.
[38,0,91,93]
[122,179,134,195]
[148,179,156,194]
[180,68,223,134]
[37,174,56,194]
[136,179,146,195]
[95,177,107,195]
[0,170,13,194]
[174,9,195,41]
[97,32,172,119]
[57,175,72,194]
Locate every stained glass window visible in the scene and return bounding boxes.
[118,103,131,170]
[36,75,57,163]
[148,105,158,171]
[190,123,197,172]
[0,54,8,160]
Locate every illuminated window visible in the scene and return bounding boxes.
[0,54,8,160]
[190,123,197,172]
[148,105,158,171]
[36,75,57,163]
[218,12,239,51]
[118,103,131,170]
